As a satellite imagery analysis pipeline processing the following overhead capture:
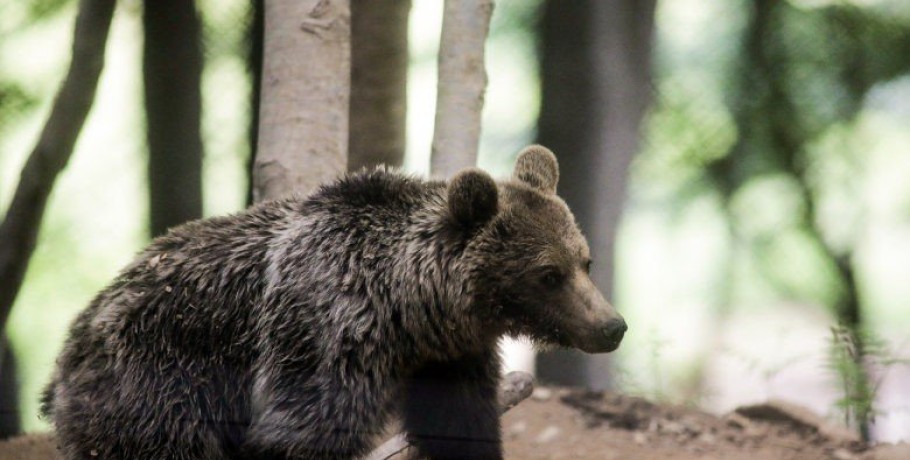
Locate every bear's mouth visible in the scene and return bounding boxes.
[566,325,625,354]
[529,332,622,354]
[575,337,622,354]
[506,312,625,354]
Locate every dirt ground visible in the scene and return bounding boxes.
[1,387,907,460]
[503,387,909,460]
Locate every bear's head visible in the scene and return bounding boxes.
[448,145,627,354]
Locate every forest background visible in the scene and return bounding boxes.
[1,0,909,444]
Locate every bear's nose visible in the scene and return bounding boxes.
[602,318,627,345]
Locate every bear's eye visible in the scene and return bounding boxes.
[540,268,564,288]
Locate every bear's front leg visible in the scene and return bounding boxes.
[403,350,502,460]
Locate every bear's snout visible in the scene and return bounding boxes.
[565,274,628,353]
[572,314,627,354]
[600,318,627,352]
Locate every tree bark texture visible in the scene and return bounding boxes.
[143,0,204,237]
[429,0,494,177]
[254,0,351,202]
[535,0,657,390]
[0,0,116,341]
[348,0,410,171]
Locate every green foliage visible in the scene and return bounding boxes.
[27,0,73,19]
[639,74,738,190]
[826,325,909,440]
[622,3,910,421]
[0,0,72,162]
[0,0,74,36]
[636,0,910,310]
[0,82,37,135]
[489,0,540,39]
[1,0,254,431]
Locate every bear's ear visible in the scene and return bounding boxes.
[513,145,559,194]
[447,168,499,230]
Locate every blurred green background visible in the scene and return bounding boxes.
[1,0,909,442]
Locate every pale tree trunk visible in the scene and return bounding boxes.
[348,0,411,171]
[253,0,351,202]
[143,0,204,236]
[535,0,657,390]
[429,0,494,177]
[252,2,524,458]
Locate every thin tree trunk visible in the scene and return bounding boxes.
[247,0,265,207]
[720,0,872,438]
[535,0,657,390]
[253,0,351,202]
[348,0,410,171]
[143,0,203,236]
[798,178,871,440]
[0,0,115,432]
[429,0,494,177]
[0,0,116,341]
[0,340,18,439]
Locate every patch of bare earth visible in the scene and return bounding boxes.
[2,388,907,460]
[503,387,909,460]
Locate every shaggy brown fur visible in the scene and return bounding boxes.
[42,146,625,460]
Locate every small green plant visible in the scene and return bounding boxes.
[826,325,910,442]
[613,329,673,404]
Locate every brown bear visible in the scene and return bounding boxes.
[42,145,626,460]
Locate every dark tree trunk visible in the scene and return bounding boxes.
[143,0,204,237]
[0,0,115,359]
[247,0,264,206]
[0,0,116,334]
[707,0,873,438]
[535,0,657,390]
[348,0,411,171]
[0,339,19,439]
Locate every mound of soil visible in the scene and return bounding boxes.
[503,387,908,460]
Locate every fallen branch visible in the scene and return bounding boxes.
[0,0,116,338]
[429,0,494,177]
[363,371,534,460]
